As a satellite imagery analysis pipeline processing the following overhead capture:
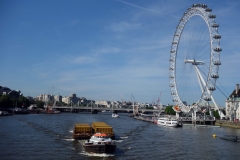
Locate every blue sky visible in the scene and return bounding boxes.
[0,0,239,107]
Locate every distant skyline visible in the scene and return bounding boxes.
[1,0,239,107]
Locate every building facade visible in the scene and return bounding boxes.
[225,84,240,121]
[95,100,111,108]
[36,94,54,102]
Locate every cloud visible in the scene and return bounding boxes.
[109,21,141,32]
[92,47,120,54]
[73,55,97,64]
[116,0,180,19]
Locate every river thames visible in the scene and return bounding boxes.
[0,112,240,160]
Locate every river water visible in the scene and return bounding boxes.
[0,112,240,160]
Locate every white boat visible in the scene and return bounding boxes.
[157,117,168,126]
[157,117,180,127]
[165,119,179,127]
[83,133,116,153]
[112,113,119,118]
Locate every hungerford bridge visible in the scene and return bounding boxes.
[53,104,155,114]
[52,103,215,124]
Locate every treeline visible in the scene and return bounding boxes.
[164,105,225,119]
[0,95,45,109]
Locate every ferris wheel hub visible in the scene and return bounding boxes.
[184,59,204,65]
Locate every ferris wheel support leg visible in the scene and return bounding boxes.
[210,95,219,111]
[176,112,179,119]
[194,66,204,94]
[195,66,215,108]
[192,111,196,125]
[195,66,220,112]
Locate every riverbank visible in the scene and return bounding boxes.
[215,120,240,129]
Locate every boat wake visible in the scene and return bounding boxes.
[114,140,123,143]
[79,152,114,157]
[66,146,76,150]
[63,138,75,142]
[120,136,128,139]
[69,130,73,133]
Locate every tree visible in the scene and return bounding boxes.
[0,95,13,108]
[212,110,220,119]
[165,106,176,115]
[35,100,45,109]
[17,96,30,107]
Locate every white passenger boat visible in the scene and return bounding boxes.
[112,113,119,118]
[157,117,180,127]
[157,117,168,126]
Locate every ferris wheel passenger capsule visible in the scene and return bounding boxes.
[204,97,211,101]
[211,74,219,78]
[213,35,221,39]
[202,4,207,8]
[208,87,216,91]
[192,4,197,7]
[214,47,222,52]
[213,61,221,65]
[211,23,219,28]
[205,8,212,12]
[209,14,216,18]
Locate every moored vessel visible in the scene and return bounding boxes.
[82,133,116,154]
[112,113,119,118]
[157,117,181,127]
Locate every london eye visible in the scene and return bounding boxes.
[169,4,221,113]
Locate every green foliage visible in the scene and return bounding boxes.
[17,96,30,107]
[212,110,220,119]
[35,100,45,109]
[0,95,37,108]
[205,111,210,115]
[164,105,176,115]
[0,95,12,108]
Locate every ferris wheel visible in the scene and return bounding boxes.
[169,4,221,113]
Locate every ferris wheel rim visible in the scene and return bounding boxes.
[169,3,221,113]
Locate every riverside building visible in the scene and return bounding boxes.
[225,84,240,121]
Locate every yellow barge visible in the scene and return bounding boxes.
[72,122,115,140]
[72,123,93,139]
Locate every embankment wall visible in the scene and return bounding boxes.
[215,120,240,129]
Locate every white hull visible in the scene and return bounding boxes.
[112,114,119,118]
[157,117,179,127]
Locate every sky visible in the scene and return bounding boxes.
[0,0,239,107]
